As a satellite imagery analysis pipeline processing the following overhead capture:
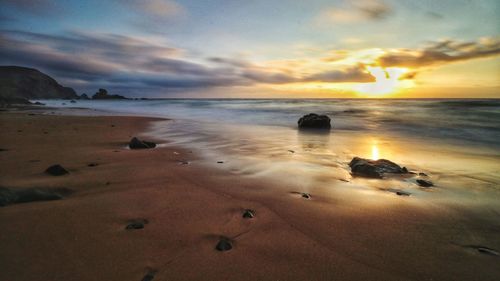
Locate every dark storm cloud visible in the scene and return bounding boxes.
[378,37,500,68]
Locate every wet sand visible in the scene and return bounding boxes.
[0,110,499,281]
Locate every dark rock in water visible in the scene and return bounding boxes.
[301,192,311,199]
[33,101,45,105]
[416,179,433,187]
[45,164,69,176]
[215,238,233,251]
[129,137,156,149]
[125,219,149,230]
[92,88,127,100]
[298,113,331,130]
[70,100,76,103]
[0,187,72,207]
[242,209,255,219]
[349,157,408,178]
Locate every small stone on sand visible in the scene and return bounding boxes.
[242,209,255,219]
[45,164,69,176]
[87,163,98,167]
[215,238,233,251]
[217,161,224,164]
[301,193,311,199]
[141,269,157,281]
[125,219,149,230]
[129,137,156,149]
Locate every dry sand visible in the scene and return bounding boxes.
[1,110,499,281]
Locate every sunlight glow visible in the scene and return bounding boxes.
[371,144,379,160]
[355,66,414,96]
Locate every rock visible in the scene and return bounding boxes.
[381,188,411,196]
[298,113,331,129]
[125,219,149,230]
[0,66,78,100]
[70,100,76,103]
[33,101,45,105]
[45,164,69,176]
[78,93,90,100]
[242,209,255,219]
[419,172,428,176]
[141,269,157,281]
[215,238,233,251]
[301,192,311,199]
[0,97,32,105]
[464,245,499,256]
[87,163,98,167]
[217,161,224,164]
[416,179,433,187]
[288,150,295,153]
[0,187,72,207]
[476,247,499,256]
[92,88,127,100]
[129,137,156,149]
[349,157,409,178]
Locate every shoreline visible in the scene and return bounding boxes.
[1,109,499,281]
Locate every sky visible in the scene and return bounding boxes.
[0,0,499,98]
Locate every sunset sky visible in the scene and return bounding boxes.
[1,0,499,98]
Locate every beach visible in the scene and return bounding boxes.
[1,105,499,281]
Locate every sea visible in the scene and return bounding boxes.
[39,98,500,206]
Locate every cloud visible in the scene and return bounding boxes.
[378,37,500,68]
[317,0,391,24]
[121,0,185,17]
[304,65,375,83]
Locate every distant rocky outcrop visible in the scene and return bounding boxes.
[92,88,127,100]
[298,113,331,129]
[78,93,90,100]
[0,66,78,101]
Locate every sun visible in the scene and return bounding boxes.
[355,66,414,97]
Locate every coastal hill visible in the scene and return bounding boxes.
[0,66,78,101]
